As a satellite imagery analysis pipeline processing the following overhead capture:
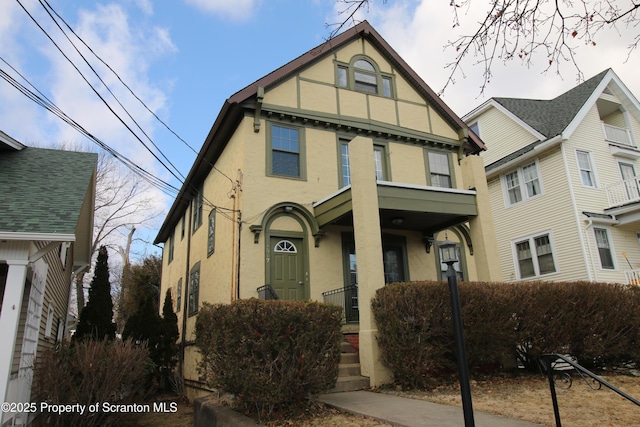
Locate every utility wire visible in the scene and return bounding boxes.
[39,0,236,186]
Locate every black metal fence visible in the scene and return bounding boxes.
[257,285,279,300]
[322,285,359,324]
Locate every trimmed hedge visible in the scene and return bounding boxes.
[195,299,342,417]
[372,280,640,389]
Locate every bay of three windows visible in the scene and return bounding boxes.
[336,57,394,98]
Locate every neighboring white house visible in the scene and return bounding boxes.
[0,131,96,425]
[464,69,640,284]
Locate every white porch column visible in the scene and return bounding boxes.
[349,135,392,386]
[0,259,29,404]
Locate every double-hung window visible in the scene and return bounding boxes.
[268,124,305,179]
[339,141,389,185]
[176,278,182,312]
[427,151,453,188]
[207,208,216,256]
[192,185,203,232]
[594,228,615,269]
[340,139,351,187]
[514,232,557,279]
[503,161,542,206]
[576,150,597,187]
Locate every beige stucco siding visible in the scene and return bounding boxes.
[477,106,539,167]
[388,143,426,185]
[299,79,338,114]
[368,96,398,126]
[397,102,429,133]
[264,77,298,109]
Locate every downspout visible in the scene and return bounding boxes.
[236,212,242,300]
[179,201,192,378]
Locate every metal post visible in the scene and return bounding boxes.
[446,264,476,427]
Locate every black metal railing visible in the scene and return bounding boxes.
[322,285,358,324]
[539,353,640,427]
[257,285,279,300]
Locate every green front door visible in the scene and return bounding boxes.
[270,237,305,300]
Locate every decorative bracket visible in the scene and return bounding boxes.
[249,225,262,244]
[254,86,264,133]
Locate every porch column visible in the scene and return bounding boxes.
[0,259,29,404]
[349,135,392,386]
[460,155,502,281]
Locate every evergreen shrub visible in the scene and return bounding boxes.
[195,298,342,417]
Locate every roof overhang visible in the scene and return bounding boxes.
[313,181,477,235]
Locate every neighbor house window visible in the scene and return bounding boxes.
[594,228,615,269]
[427,151,453,188]
[268,124,305,179]
[514,232,557,279]
[192,185,204,232]
[188,263,200,316]
[576,150,597,187]
[469,122,479,136]
[335,56,394,98]
[207,208,216,256]
[502,161,542,206]
[45,301,54,338]
[176,278,182,312]
[181,212,186,240]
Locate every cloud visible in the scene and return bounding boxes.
[329,0,640,115]
[183,0,259,21]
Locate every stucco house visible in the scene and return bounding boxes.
[464,69,640,284]
[154,21,501,396]
[0,131,96,425]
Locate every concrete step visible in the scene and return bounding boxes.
[338,363,362,377]
[329,375,370,393]
[340,341,353,353]
[340,352,359,364]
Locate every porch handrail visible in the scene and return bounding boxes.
[257,285,279,300]
[602,122,633,146]
[605,176,640,207]
[322,285,359,324]
[624,269,640,285]
[539,353,640,427]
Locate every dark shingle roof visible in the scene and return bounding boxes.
[493,69,610,138]
[0,147,97,235]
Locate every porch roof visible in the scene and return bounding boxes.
[313,181,477,234]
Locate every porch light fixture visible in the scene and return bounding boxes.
[284,205,293,213]
[441,237,475,427]
[391,217,404,225]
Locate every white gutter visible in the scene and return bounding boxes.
[486,134,564,180]
[0,232,76,242]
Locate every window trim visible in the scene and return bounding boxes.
[188,262,200,317]
[176,278,182,313]
[575,149,598,188]
[373,142,391,181]
[337,137,351,188]
[593,227,616,270]
[424,149,456,188]
[511,231,558,280]
[192,185,204,233]
[207,208,216,257]
[168,231,174,264]
[45,300,55,338]
[501,160,543,207]
[334,55,395,98]
[266,122,307,180]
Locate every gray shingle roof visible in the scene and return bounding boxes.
[494,69,610,138]
[0,147,97,235]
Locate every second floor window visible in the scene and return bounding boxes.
[193,185,204,232]
[339,141,389,187]
[336,57,394,98]
[427,151,453,188]
[268,124,305,179]
[188,262,200,316]
[503,161,541,206]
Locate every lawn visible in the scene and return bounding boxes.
[118,373,640,426]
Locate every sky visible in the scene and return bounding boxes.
[1,0,639,257]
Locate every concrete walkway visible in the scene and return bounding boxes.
[318,391,543,427]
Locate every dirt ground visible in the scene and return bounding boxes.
[118,373,640,426]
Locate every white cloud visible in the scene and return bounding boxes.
[183,0,259,21]
[331,0,640,115]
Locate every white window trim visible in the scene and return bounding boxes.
[45,301,55,338]
[501,160,544,207]
[511,230,559,280]
[575,149,599,188]
[593,226,617,270]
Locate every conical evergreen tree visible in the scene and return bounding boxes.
[75,246,116,341]
[159,289,179,387]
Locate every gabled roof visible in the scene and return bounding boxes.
[0,145,97,238]
[492,69,610,139]
[465,69,640,173]
[154,20,484,244]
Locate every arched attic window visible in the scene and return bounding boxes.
[336,56,394,98]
